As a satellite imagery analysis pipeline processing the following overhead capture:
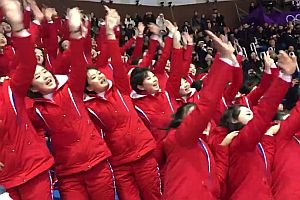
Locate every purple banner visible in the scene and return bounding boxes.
[243,5,300,25]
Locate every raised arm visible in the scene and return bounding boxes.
[165,31,184,98]
[42,8,59,60]
[127,22,145,64]
[180,32,194,77]
[276,100,300,141]
[138,23,160,68]
[68,8,87,95]
[175,31,235,146]
[231,52,296,152]
[120,36,136,55]
[105,7,130,95]
[152,20,176,75]
[4,0,36,97]
[27,0,44,45]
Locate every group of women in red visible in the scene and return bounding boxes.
[0,0,299,200]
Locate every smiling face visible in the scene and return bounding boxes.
[137,71,160,94]
[31,65,57,95]
[237,106,254,125]
[179,78,191,97]
[86,68,109,93]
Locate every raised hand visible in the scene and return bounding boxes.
[264,51,275,72]
[173,30,182,49]
[67,7,82,39]
[277,50,297,75]
[0,0,23,31]
[44,7,53,21]
[265,124,280,136]
[220,131,239,146]
[182,32,193,45]
[27,0,44,22]
[206,30,236,62]
[164,19,177,34]
[105,6,120,32]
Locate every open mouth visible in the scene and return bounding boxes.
[100,77,106,84]
[46,79,53,86]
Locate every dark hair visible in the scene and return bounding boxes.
[166,103,196,130]
[191,80,203,92]
[219,104,245,132]
[273,110,290,121]
[27,66,57,99]
[130,67,151,93]
[85,65,99,95]
[35,47,46,66]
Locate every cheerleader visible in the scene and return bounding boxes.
[271,100,300,200]
[83,7,161,200]
[26,8,114,200]
[0,1,54,199]
[162,31,239,200]
[216,51,296,200]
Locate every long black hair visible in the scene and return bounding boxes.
[130,67,152,93]
[219,104,245,132]
[166,103,196,130]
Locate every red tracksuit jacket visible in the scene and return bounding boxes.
[272,100,300,200]
[130,47,183,144]
[27,38,111,176]
[162,55,233,200]
[0,35,53,189]
[84,39,156,166]
[0,45,17,77]
[220,76,289,200]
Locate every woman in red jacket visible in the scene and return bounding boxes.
[26,8,114,200]
[216,51,296,200]
[0,1,54,199]
[271,100,300,200]
[161,31,239,200]
[84,7,161,200]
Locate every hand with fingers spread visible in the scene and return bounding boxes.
[277,50,297,75]
[220,131,239,146]
[1,0,24,32]
[265,124,281,136]
[206,30,236,63]
[148,23,160,35]
[0,162,4,171]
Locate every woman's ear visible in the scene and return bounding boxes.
[137,84,144,91]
